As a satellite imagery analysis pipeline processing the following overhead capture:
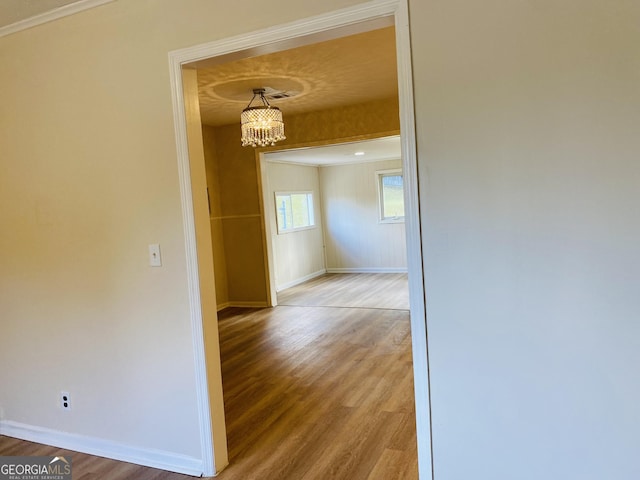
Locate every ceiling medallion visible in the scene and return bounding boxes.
[240,88,286,147]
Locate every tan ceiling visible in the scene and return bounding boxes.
[197,26,398,127]
[0,0,82,28]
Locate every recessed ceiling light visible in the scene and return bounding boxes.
[354,151,365,156]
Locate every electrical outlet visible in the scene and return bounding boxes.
[60,392,71,411]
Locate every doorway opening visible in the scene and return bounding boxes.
[210,136,415,478]
[260,135,408,308]
[168,1,430,478]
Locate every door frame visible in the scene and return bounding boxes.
[168,0,432,477]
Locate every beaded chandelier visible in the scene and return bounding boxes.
[241,88,286,147]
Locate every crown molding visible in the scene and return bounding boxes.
[0,0,115,38]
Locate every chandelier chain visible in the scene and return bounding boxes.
[241,88,286,147]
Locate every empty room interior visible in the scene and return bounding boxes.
[2,1,640,480]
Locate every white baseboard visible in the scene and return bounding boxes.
[216,301,269,311]
[326,267,408,274]
[0,420,203,477]
[216,301,230,312]
[276,269,327,292]
[228,301,269,308]
[217,301,269,311]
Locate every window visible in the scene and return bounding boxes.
[377,169,405,222]
[275,192,315,233]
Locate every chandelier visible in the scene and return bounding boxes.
[241,88,286,147]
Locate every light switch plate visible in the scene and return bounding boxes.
[148,244,162,267]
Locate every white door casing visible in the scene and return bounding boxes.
[167,0,432,477]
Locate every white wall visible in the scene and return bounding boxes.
[320,159,407,272]
[265,162,325,290]
[411,0,640,478]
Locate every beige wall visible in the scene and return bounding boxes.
[320,159,407,271]
[0,0,370,472]
[276,97,400,145]
[203,97,399,305]
[411,0,640,478]
[2,0,639,478]
[202,125,229,308]
[202,123,269,306]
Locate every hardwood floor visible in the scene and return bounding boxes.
[0,274,418,480]
[0,436,192,480]
[217,273,417,479]
[278,273,409,310]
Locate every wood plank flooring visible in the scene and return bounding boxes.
[0,274,417,480]
[217,273,417,479]
[278,273,409,310]
[0,436,192,480]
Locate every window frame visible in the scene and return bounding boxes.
[274,191,316,234]
[376,169,405,224]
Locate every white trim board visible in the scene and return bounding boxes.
[168,65,217,475]
[0,421,203,477]
[0,0,116,38]
[276,269,327,292]
[230,301,269,308]
[216,303,230,312]
[216,300,275,313]
[326,268,407,274]
[393,3,433,479]
[217,301,269,311]
[168,1,432,478]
